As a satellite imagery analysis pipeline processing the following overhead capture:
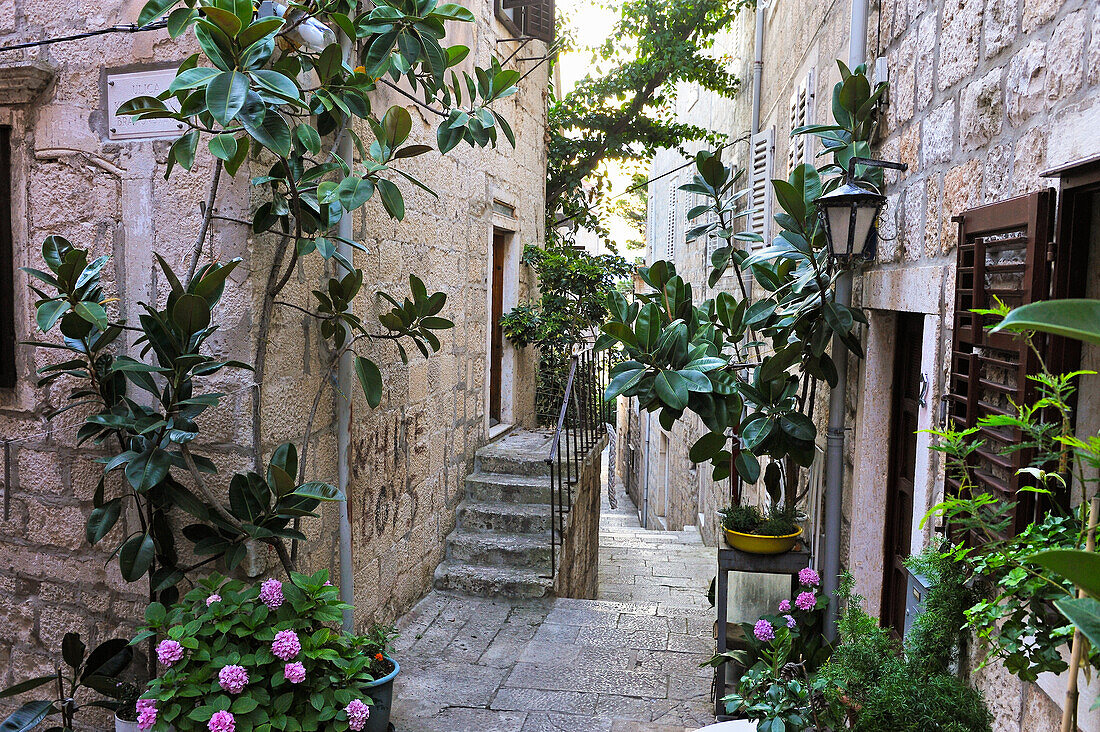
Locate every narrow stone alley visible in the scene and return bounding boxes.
[390,474,717,731]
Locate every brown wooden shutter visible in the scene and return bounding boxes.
[947,189,1055,535]
[502,0,555,42]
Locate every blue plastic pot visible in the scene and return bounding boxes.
[362,656,399,732]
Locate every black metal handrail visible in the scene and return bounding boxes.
[544,345,616,578]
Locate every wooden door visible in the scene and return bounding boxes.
[882,312,924,634]
[489,230,507,424]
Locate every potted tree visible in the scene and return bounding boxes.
[360,624,400,732]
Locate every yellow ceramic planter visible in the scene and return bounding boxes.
[723,525,803,554]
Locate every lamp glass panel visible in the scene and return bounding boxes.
[851,205,878,256]
[825,204,854,256]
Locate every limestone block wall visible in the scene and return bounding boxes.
[0,0,547,717]
[553,433,608,600]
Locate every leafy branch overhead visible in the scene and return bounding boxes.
[547,0,750,240]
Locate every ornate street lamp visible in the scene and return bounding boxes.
[816,156,908,262]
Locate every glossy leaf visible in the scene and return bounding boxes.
[354,356,383,408]
[990,299,1100,346]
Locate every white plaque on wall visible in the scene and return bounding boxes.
[106,68,184,141]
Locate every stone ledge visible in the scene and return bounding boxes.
[0,62,55,104]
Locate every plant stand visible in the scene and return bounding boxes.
[713,544,812,718]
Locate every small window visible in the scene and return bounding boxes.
[496,0,555,43]
[749,127,774,246]
[1,126,14,389]
[663,179,678,262]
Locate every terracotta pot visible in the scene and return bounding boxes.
[723,525,803,554]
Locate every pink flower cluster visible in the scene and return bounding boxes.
[778,599,791,613]
[208,710,235,732]
[156,639,184,667]
[795,590,816,611]
[284,661,306,684]
[218,664,249,694]
[784,614,796,629]
[345,699,370,731]
[272,629,301,660]
[798,568,820,587]
[136,699,157,731]
[206,593,221,607]
[753,619,775,642]
[259,578,284,609]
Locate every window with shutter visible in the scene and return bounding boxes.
[947,189,1056,536]
[499,0,555,43]
[664,180,678,262]
[787,70,814,174]
[749,128,774,246]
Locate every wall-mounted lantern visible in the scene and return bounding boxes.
[816,156,908,262]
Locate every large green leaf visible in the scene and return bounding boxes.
[206,71,249,126]
[61,632,85,669]
[0,676,55,700]
[604,367,645,400]
[82,638,132,681]
[1029,549,1100,598]
[138,0,180,26]
[35,300,69,332]
[376,179,405,220]
[0,700,54,732]
[990,299,1100,346]
[125,447,171,492]
[118,532,155,582]
[654,370,688,410]
[241,108,291,158]
[689,432,726,463]
[291,482,343,501]
[1055,597,1100,650]
[87,498,122,545]
[172,293,211,336]
[354,356,383,408]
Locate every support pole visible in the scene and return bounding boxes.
[822,0,868,640]
[336,20,355,634]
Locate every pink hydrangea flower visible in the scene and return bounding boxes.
[156,639,183,667]
[208,710,235,732]
[218,664,249,694]
[259,578,284,609]
[753,619,775,642]
[136,699,157,731]
[284,661,306,684]
[785,614,797,628]
[778,599,791,613]
[206,593,221,607]
[798,568,821,587]
[795,590,816,611]
[272,629,301,660]
[345,699,370,731]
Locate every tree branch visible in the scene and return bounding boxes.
[186,160,224,286]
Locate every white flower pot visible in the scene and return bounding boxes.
[115,715,141,732]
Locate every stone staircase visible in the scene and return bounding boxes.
[434,429,558,598]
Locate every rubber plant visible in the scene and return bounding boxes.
[598,61,886,514]
[23,0,525,610]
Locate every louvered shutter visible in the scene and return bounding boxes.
[749,128,774,246]
[947,189,1055,536]
[787,70,814,173]
[664,180,679,262]
[502,0,555,42]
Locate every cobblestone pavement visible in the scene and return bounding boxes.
[390,484,719,731]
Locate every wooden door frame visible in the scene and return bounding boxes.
[485,225,518,436]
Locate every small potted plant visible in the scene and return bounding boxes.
[134,570,383,731]
[113,680,142,732]
[360,623,400,732]
[0,633,133,731]
[720,501,804,554]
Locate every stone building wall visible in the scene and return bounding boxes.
[0,0,547,715]
[632,0,1100,726]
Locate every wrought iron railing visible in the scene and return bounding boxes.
[544,345,616,578]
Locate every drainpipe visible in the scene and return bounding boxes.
[642,412,651,527]
[751,2,764,135]
[822,0,869,641]
[336,21,356,634]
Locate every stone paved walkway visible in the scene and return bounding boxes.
[389,479,718,731]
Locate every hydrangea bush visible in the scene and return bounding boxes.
[134,570,385,731]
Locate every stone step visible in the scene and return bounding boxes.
[433,562,553,599]
[446,530,552,568]
[457,500,553,533]
[475,451,552,477]
[465,471,555,504]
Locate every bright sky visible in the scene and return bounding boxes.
[555,0,647,255]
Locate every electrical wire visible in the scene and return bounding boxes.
[0,20,168,53]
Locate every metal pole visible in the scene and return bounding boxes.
[336,21,356,633]
[822,0,868,640]
[751,3,764,135]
